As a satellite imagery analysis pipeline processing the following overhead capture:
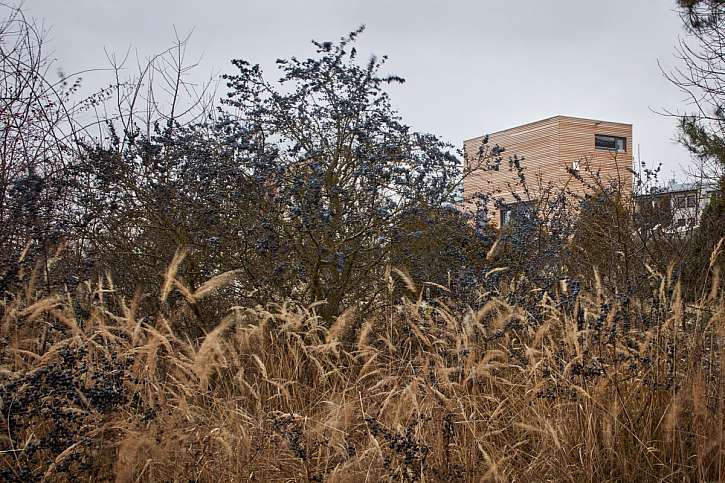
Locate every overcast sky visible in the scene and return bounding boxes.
[29,0,695,178]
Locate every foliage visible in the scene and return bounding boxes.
[0,4,723,480]
[683,177,725,291]
[77,121,270,333]
[677,0,725,30]
[0,247,722,481]
[0,5,82,295]
[568,188,638,291]
[659,0,725,295]
[217,27,487,322]
[388,204,494,302]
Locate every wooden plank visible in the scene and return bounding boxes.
[463,116,633,226]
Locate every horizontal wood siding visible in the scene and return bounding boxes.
[558,116,633,195]
[464,116,559,204]
[463,116,633,226]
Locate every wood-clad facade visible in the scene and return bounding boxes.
[463,115,633,226]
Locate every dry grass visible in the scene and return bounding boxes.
[0,261,723,482]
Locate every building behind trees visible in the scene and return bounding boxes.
[463,115,633,226]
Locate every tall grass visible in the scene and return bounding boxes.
[0,251,723,482]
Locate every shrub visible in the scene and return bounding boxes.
[0,243,722,481]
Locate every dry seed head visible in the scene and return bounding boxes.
[709,237,723,270]
[192,269,241,301]
[327,307,355,343]
[161,246,189,303]
[356,318,374,350]
[193,315,234,388]
[392,267,417,296]
[486,238,501,260]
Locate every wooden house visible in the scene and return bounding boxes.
[463,115,633,226]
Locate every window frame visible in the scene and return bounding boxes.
[500,200,536,226]
[594,134,627,153]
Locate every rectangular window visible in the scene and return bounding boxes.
[676,218,686,227]
[595,134,626,153]
[500,200,536,226]
[674,196,686,209]
[500,208,510,226]
[476,208,489,226]
[687,194,697,208]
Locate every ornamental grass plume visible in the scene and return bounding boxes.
[0,243,722,482]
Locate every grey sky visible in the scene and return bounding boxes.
[30,0,693,178]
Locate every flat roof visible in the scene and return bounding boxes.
[463,115,633,144]
[636,181,718,197]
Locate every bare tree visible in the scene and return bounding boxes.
[663,0,725,182]
[659,0,725,293]
[0,3,84,293]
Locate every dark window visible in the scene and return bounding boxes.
[676,218,686,227]
[595,134,626,153]
[501,209,514,226]
[475,208,489,233]
[687,194,697,208]
[500,200,536,226]
[674,196,686,209]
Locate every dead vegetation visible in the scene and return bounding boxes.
[0,244,722,482]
